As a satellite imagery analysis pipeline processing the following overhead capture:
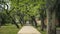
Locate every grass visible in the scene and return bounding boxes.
[36,25,60,34]
[0,24,21,34]
[37,27,46,34]
[56,27,60,30]
[0,24,47,34]
[36,25,46,34]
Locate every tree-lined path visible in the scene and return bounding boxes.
[0,0,60,34]
[18,26,41,34]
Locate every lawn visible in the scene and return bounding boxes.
[36,25,46,34]
[0,24,21,34]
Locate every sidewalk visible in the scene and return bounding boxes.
[18,26,41,34]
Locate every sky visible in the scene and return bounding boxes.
[0,0,10,11]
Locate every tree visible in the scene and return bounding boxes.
[37,0,46,31]
[46,0,57,34]
[56,0,60,27]
[0,0,20,28]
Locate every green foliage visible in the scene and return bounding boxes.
[0,0,46,25]
[10,0,46,20]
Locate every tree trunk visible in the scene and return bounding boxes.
[6,11,20,28]
[52,11,56,34]
[58,18,60,27]
[40,14,45,31]
[47,9,56,34]
[30,19,34,26]
[5,4,19,28]
[19,17,23,26]
[10,16,20,28]
[31,16,37,27]
[0,15,1,28]
[57,4,60,27]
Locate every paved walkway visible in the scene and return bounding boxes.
[18,26,41,34]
